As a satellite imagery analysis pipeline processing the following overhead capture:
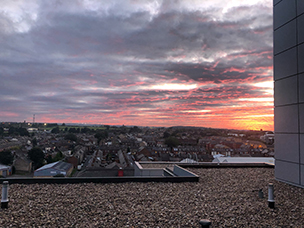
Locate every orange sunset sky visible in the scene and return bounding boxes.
[0,0,273,131]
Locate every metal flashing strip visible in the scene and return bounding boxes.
[0,176,199,184]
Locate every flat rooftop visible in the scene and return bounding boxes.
[1,168,303,227]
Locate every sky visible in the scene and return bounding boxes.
[0,0,274,130]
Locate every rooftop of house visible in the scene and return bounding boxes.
[1,168,303,227]
[35,161,72,172]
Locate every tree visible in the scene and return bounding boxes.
[8,126,16,135]
[47,123,58,127]
[69,128,76,133]
[53,151,64,162]
[8,127,29,136]
[0,150,14,165]
[165,136,180,148]
[28,147,45,169]
[32,137,37,147]
[95,130,108,144]
[81,127,90,134]
[51,126,60,134]
[18,127,29,136]
[65,133,77,142]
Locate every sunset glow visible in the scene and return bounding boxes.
[151,83,198,91]
[0,0,273,130]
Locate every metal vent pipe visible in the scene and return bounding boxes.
[1,181,9,209]
[268,183,275,208]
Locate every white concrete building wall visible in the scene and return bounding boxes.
[134,161,164,176]
[274,0,304,187]
[173,165,198,177]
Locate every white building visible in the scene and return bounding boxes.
[260,131,274,144]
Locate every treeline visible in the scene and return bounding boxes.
[51,126,96,134]
[51,125,143,135]
[0,126,29,136]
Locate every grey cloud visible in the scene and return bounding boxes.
[0,0,273,124]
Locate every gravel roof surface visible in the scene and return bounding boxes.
[1,168,303,227]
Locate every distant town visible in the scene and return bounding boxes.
[0,121,274,178]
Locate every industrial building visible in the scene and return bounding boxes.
[34,161,73,177]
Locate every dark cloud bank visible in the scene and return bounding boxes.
[0,0,273,129]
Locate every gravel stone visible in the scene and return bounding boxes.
[0,168,303,227]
